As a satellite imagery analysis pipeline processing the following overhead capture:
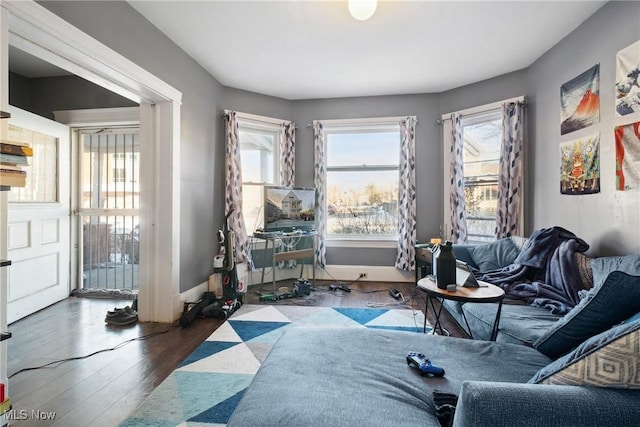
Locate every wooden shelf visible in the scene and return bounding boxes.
[274,248,314,263]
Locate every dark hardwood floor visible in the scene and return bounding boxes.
[6,280,465,426]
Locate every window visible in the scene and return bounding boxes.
[461,110,502,242]
[323,120,401,240]
[113,167,126,183]
[238,119,281,234]
[7,124,58,203]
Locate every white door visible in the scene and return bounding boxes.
[6,106,70,323]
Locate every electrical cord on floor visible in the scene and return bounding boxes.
[365,295,426,333]
[351,287,388,294]
[317,267,365,289]
[9,326,176,379]
[365,297,409,308]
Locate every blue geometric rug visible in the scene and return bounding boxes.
[120,304,428,426]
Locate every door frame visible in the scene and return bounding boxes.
[54,106,140,295]
[1,1,183,323]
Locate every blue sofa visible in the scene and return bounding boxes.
[228,238,640,426]
[444,240,564,345]
[446,238,640,347]
[228,323,640,426]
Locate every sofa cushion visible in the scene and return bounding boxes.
[591,254,640,288]
[509,235,528,251]
[443,300,562,345]
[467,238,520,273]
[529,319,640,388]
[534,271,640,359]
[227,327,550,427]
[451,244,479,269]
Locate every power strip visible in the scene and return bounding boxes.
[389,288,403,300]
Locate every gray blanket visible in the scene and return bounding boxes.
[479,227,589,314]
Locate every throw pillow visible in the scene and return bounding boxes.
[591,254,640,288]
[575,252,594,291]
[529,319,640,388]
[533,271,640,359]
[467,238,520,273]
[623,311,640,324]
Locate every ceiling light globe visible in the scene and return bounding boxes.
[348,0,377,21]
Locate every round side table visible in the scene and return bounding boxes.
[417,276,505,341]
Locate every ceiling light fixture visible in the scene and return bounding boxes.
[348,0,377,21]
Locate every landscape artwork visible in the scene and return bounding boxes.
[615,40,640,116]
[614,121,640,191]
[560,64,600,135]
[560,133,600,195]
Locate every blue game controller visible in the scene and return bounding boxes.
[406,351,445,377]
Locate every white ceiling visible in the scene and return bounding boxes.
[8,1,607,100]
[128,0,606,100]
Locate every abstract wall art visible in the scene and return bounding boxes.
[615,40,640,117]
[615,121,640,191]
[561,64,600,135]
[560,133,600,195]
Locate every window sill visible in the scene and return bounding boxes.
[326,238,397,249]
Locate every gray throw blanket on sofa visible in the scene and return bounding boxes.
[478,226,589,315]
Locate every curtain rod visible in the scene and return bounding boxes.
[437,96,526,125]
[223,109,294,127]
[305,116,419,128]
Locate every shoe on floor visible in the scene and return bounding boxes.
[106,305,137,317]
[105,308,138,326]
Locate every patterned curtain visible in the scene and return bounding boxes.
[395,116,417,271]
[495,101,525,238]
[313,121,327,268]
[449,113,468,243]
[224,111,251,265]
[280,121,295,187]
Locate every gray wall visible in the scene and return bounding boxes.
[438,70,528,117]
[39,1,226,292]
[8,72,32,110]
[9,75,137,120]
[526,1,640,255]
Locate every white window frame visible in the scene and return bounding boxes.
[113,167,126,183]
[234,111,285,235]
[442,96,525,242]
[321,117,404,248]
[460,109,502,242]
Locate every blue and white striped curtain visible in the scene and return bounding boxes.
[395,116,417,271]
[313,121,327,268]
[280,122,295,187]
[449,113,468,243]
[224,111,251,265]
[495,101,525,238]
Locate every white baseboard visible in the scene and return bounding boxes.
[247,264,413,285]
[318,265,413,283]
[180,281,208,305]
